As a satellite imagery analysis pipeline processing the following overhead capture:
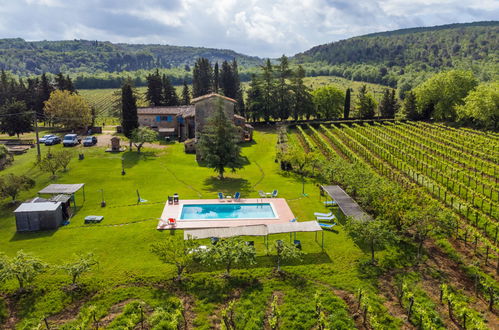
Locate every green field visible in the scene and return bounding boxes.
[1,130,389,329]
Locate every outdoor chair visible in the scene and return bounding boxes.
[258,190,266,198]
[293,239,302,250]
[218,192,225,200]
[168,218,177,227]
[167,196,173,205]
[173,194,179,204]
[316,214,336,221]
[245,241,254,246]
[233,192,241,201]
[271,189,278,198]
[210,237,219,245]
[319,222,337,230]
[289,218,297,222]
[314,211,333,217]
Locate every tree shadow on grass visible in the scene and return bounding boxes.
[240,139,257,148]
[122,150,157,169]
[197,155,250,167]
[203,177,253,196]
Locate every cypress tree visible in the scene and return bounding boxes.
[344,88,351,119]
[181,80,191,105]
[121,82,138,139]
[379,89,392,117]
[35,73,53,120]
[220,60,235,98]
[213,62,219,93]
[192,58,213,97]
[356,85,377,119]
[404,91,418,120]
[246,74,263,122]
[232,59,245,116]
[261,59,276,122]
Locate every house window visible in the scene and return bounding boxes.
[159,115,174,122]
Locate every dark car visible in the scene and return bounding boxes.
[44,136,61,146]
[83,136,97,147]
[63,134,81,147]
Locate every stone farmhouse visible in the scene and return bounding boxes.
[137,93,253,147]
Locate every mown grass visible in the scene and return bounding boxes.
[0,129,384,328]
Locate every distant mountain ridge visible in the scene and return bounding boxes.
[292,21,498,87]
[0,38,263,75]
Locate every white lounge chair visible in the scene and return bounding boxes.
[316,214,336,221]
[314,211,333,217]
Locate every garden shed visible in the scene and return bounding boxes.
[14,198,63,232]
[38,183,85,208]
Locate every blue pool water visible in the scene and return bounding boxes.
[180,203,276,220]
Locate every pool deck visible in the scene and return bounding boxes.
[157,198,295,230]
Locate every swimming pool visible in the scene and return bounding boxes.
[180,203,276,220]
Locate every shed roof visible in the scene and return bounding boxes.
[183,221,322,240]
[50,194,72,203]
[191,93,237,104]
[38,184,84,195]
[14,201,61,212]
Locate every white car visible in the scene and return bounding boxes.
[39,134,55,143]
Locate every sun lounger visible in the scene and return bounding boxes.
[271,189,278,198]
[324,201,337,206]
[289,218,297,222]
[167,196,173,205]
[314,211,333,217]
[233,192,240,201]
[316,214,336,221]
[258,190,266,198]
[218,192,225,201]
[319,222,336,229]
[173,194,179,204]
[293,239,302,250]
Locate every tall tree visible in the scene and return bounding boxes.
[356,85,377,119]
[0,100,33,137]
[260,59,276,122]
[379,88,398,118]
[246,74,264,122]
[181,80,191,105]
[344,88,351,119]
[232,59,245,116]
[220,60,236,98]
[162,75,179,106]
[192,57,213,97]
[197,100,244,179]
[290,65,313,121]
[312,86,345,120]
[404,91,418,120]
[54,73,75,93]
[35,73,53,120]
[274,55,292,120]
[213,62,219,93]
[120,82,139,139]
[146,69,163,106]
[457,82,499,129]
[44,90,92,131]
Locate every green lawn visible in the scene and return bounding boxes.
[0,129,385,328]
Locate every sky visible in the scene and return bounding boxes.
[0,0,497,58]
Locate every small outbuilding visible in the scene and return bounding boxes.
[14,197,63,232]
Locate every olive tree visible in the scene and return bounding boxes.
[130,126,157,153]
[0,250,47,290]
[60,252,98,285]
[273,240,303,272]
[0,174,35,202]
[198,237,256,277]
[346,218,393,264]
[150,235,199,282]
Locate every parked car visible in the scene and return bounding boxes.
[39,134,55,143]
[83,136,97,147]
[63,134,81,147]
[44,136,61,146]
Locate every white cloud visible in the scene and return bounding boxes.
[0,0,496,57]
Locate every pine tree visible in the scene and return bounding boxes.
[246,74,263,122]
[54,73,75,93]
[181,80,191,105]
[379,89,392,117]
[146,70,163,106]
[121,82,138,139]
[0,100,33,138]
[404,91,418,120]
[344,88,351,119]
[261,59,276,122]
[213,62,219,93]
[197,101,244,179]
[192,58,213,97]
[162,75,179,106]
[35,73,53,120]
[356,85,377,119]
[275,55,292,120]
[290,65,313,121]
[231,59,245,117]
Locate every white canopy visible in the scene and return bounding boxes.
[183,221,322,240]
